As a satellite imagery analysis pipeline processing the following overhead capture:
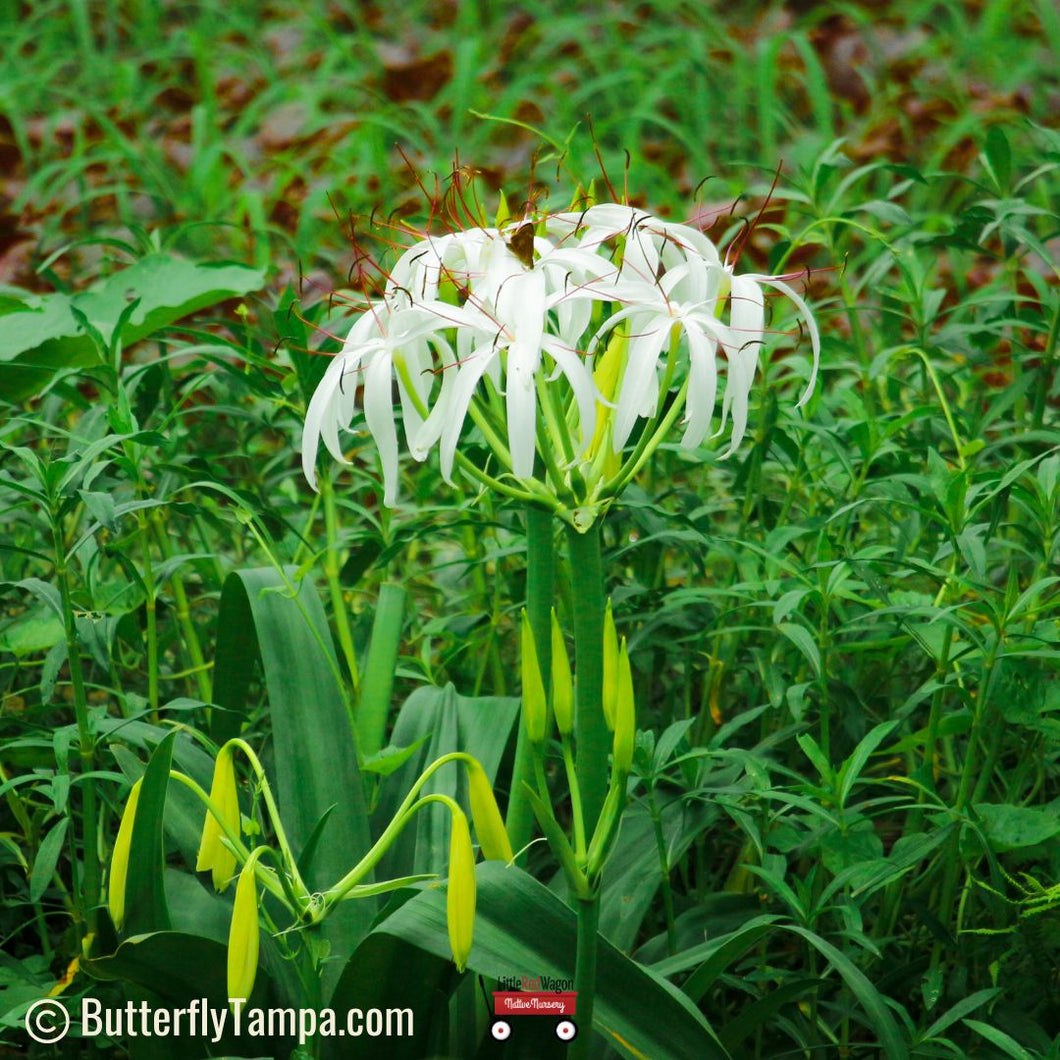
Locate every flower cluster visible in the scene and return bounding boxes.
[302,202,819,517]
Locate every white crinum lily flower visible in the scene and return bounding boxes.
[301,298,467,505]
[552,204,820,457]
[432,229,608,482]
[300,201,820,514]
[713,268,820,454]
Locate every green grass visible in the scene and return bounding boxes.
[1,0,1058,1057]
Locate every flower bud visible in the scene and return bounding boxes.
[612,638,636,774]
[108,779,142,931]
[465,758,514,863]
[196,743,240,892]
[227,854,262,1003]
[550,609,573,737]
[446,810,476,973]
[520,610,548,744]
[601,599,619,731]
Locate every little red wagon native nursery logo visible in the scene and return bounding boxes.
[489,975,578,1043]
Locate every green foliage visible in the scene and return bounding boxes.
[1,0,1059,1057]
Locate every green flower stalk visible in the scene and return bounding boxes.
[107,779,141,931]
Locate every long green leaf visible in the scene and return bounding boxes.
[785,925,908,1060]
[123,731,175,935]
[374,684,519,878]
[377,861,730,1060]
[212,568,373,985]
[357,581,406,758]
[325,931,454,1060]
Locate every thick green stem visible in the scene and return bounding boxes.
[565,522,608,832]
[570,895,599,1060]
[506,505,554,861]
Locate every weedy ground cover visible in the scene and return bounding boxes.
[0,1,1058,1057]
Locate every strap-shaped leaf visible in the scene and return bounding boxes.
[212,567,374,984]
[377,861,730,1060]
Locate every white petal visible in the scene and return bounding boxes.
[363,353,400,506]
[543,339,599,456]
[409,338,458,459]
[301,355,350,490]
[506,342,538,478]
[499,269,547,477]
[613,323,669,451]
[439,346,497,485]
[680,324,718,450]
[750,275,821,406]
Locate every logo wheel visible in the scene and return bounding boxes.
[491,1018,513,1041]
[555,1018,578,1041]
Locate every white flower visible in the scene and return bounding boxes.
[300,202,820,507]
[301,299,464,505]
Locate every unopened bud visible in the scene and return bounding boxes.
[550,609,573,736]
[447,810,476,973]
[108,779,142,931]
[465,758,514,863]
[601,599,619,731]
[520,610,548,744]
[227,853,263,1003]
[612,638,636,774]
[196,744,240,892]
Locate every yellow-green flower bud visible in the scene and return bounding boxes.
[108,779,142,931]
[446,810,476,973]
[196,743,240,892]
[465,758,514,863]
[587,328,627,478]
[550,609,573,737]
[601,599,619,731]
[612,638,636,774]
[520,610,548,744]
[227,853,262,1002]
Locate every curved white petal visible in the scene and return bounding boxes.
[543,339,599,455]
[363,353,400,506]
[680,324,719,450]
[301,354,351,490]
[747,275,821,405]
[613,324,669,451]
[439,346,497,485]
[409,339,458,460]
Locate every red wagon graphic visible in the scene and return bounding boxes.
[490,991,578,1043]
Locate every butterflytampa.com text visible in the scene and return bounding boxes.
[78,997,413,1046]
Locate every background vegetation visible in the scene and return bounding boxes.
[1,0,1058,1057]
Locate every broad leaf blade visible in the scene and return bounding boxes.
[211,568,373,980]
[377,861,730,1060]
[374,684,519,878]
[123,731,176,935]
